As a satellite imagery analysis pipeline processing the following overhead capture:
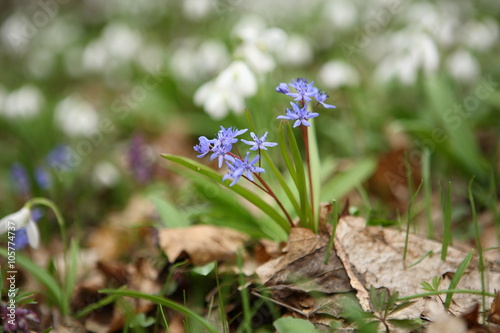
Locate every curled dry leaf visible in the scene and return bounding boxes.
[336,216,500,319]
[159,225,248,266]
[488,292,500,325]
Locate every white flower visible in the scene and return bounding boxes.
[194,61,257,119]
[0,207,40,249]
[1,85,44,119]
[446,50,480,83]
[319,60,360,88]
[54,95,99,136]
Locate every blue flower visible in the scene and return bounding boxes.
[277,102,319,127]
[276,83,290,94]
[222,153,265,186]
[35,167,51,189]
[11,163,30,197]
[241,132,278,151]
[209,126,248,168]
[285,78,318,102]
[315,90,336,109]
[193,136,213,158]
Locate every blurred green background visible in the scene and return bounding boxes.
[1,0,499,241]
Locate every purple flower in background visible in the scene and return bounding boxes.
[222,153,265,186]
[10,163,30,197]
[1,303,39,333]
[277,102,319,127]
[194,136,213,158]
[314,91,336,109]
[46,144,70,166]
[128,134,154,184]
[241,132,278,151]
[35,167,51,189]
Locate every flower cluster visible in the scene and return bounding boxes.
[194,126,277,186]
[276,78,335,127]
[0,303,39,333]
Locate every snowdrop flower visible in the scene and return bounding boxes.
[92,161,120,188]
[275,35,313,66]
[461,19,499,51]
[194,61,257,119]
[1,85,44,119]
[446,50,480,83]
[324,0,358,30]
[183,0,213,20]
[319,61,360,89]
[0,206,39,249]
[54,95,99,136]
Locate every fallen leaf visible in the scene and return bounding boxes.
[335,216,500,319]
[159,225,248,266]
[488,292,500,325]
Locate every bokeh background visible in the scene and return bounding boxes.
[1,0,499,243]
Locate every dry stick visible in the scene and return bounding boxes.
[300,125,315,227]
[255,173,295,228]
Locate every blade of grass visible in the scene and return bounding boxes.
[237,251,252,333]
[214,262,229,333]
[422,149,434,239]
[75,286,126,318]
[441,181,453,260]
[278,122,298,185]
[162,154,290,233]
[0,249,64,311]
[403,180,423,261]
[469,177,486,322]
[100,289,220,333]
[398,288,495,301]
[444,249,474,309]
[63,239,79,316]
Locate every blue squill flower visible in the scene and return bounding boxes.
[285,78,318,102]
[222,153,265,186]
[314,91,336,109]
[277,102,319,127]
[11,163,30,197]
[241,132,278,151]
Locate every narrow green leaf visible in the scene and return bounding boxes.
[99,289,219,333]
[320,157,377,202]
[408,250,433,268]
[63,240,79,315]
[0,249,63,309]
[387,318,422,330]
[422,149,433,238]
[469,176,486,322]
[149,193,190,228]
[308,119,321,232]
[403,180,423,261]
[441,181,453,260]
[444,249,474,308]
[285,122,311,228]
[75,287,125,318]
[162,154,290,233]
[389,301,415,316]
[420,282,433,292]
[274,317,319,333]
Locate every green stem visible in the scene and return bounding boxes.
[26,197,67,253]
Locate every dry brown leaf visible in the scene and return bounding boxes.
[336,216,500,319]
[159,225,248,266]
[488,292,500,325]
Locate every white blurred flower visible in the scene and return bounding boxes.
[1,13,31,54]
[92,161,120,188]
[319,61,360,88]
[0,207,39,249]
[1,85,44,118]
[446,50,480,83]
[194,61,257,119]
[233,16,287,73]
[170,39,229,82]
[373,31,439,85]
[183,0,213,20]
[276,34,313,66]
[461,19,499,51]
[324,0,358,30]
[54,95,99,136]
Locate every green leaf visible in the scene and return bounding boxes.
[162,154,290,233]
[308,119,321,232]
[63,240,79,315]
[320,157,376,202]
[274,317,319,333]
[441,181,453,260]
[278,122,298,186]
[100,289,219,333]
[284,122,311,228]
[149,192,190,228]
[389,301,415,316]
[444,249,474,308]
[420,282,433,291]
[0,249,64,311]
[387,318,422,330]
